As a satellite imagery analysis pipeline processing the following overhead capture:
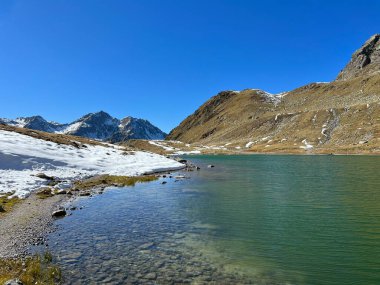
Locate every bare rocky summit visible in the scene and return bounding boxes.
[337,34,380,81]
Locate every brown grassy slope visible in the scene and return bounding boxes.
[167,89,277,143]
[166,75,380,154]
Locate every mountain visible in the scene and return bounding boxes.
[64,111,120,140]
[0,111,166,142]
[0,116,63,133]
[167,35,380,154]
[110,116,168,143]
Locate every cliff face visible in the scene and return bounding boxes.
[167,35,380,154]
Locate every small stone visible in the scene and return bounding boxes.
[0,204,5,212]
[139,242,155,250]
[56,189,67,195]
[161,181,167,184]
[207,165,215,168]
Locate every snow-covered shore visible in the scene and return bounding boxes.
[0,130,184,198]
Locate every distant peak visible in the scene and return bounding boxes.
[92,110,111,117]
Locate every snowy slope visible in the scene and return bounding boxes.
[0,130,184,198]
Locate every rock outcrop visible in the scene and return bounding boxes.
[336,34,380,81]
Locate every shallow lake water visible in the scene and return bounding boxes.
[44,155,380,284]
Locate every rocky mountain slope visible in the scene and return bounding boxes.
[0,111,166,142]
[167,35,380,154]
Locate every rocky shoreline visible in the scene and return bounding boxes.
[0,194,66,259]
[0,159,193,260]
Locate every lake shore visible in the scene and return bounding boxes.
[0,193,66,259]
[0,167,191,259]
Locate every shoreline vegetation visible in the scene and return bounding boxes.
[0,252,61,285]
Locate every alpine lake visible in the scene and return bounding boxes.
[38,155,380,284]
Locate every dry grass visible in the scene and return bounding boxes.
[0,252,61,285]
[36,188,54,200]
[0,194,21,215]
[73,175,158,191]
[125,139,171,155]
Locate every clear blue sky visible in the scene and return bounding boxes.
[1,0,379,132]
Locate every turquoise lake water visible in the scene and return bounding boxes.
[46,155,380,284]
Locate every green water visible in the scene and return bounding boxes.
[47,155,380,284]
[183,155,380,284]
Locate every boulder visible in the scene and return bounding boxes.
[35,173,54,180]
[52,209,66,217]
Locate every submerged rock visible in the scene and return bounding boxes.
[145,272,157,280]
[139,242,155,250]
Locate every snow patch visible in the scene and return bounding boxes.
[245,142,254,148]
[300,139,313,150]
[0,130,184,198]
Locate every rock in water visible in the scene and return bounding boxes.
[52,209,66,217]
[145,273,157,280]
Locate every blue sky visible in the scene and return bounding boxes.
[0,0,379,132]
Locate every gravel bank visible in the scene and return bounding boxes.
[0,194,67,258]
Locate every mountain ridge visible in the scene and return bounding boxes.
[167,34,380,153]
[0,111,166,142]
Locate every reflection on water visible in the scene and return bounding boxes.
[45,155,380,284]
